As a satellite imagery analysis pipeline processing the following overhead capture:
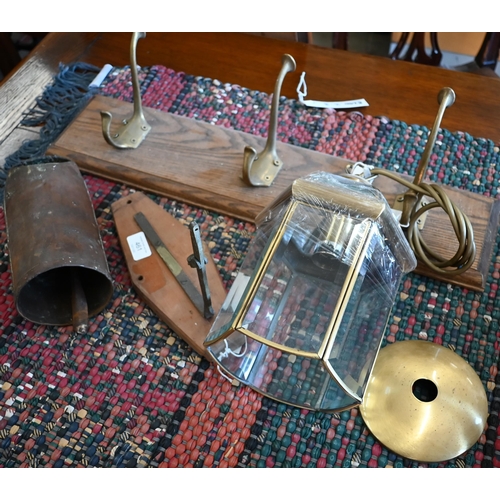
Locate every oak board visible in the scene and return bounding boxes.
[111,192,228,357]
[48,95,500,291]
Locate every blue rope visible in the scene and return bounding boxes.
[1,62,100,199]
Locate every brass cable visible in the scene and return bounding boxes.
[370,168,476,276]
[362,87,476,277]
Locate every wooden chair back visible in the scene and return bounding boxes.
[390,32,442,66]
[391,32,500,76]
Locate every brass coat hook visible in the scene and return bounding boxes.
[100,32,151,149]
[242,54,296,187]
[399,87,455,227]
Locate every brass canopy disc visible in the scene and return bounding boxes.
[360,340,488,463]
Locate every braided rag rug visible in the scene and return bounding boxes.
[0,63,499,468]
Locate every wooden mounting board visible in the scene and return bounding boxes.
[48,95,350,222]
[111,192,227,357]
[48,95,500,291]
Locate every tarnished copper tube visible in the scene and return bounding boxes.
[4,159,113,328]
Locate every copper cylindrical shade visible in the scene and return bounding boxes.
[4,159,113,325]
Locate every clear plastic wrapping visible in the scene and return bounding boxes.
[205,171,417,411]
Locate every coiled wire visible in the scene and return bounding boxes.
[371,168,476,276]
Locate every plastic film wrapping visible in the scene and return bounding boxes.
[205,171,417,411]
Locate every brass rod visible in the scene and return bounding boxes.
[130,32,146,119]
[413,87,455,186]
[399,87,455,228]
[71,268,88,334]
[242,54,296,186]
[266,54,296,155]
[100,32,151,149]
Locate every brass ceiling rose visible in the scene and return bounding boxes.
[360,340,488,463]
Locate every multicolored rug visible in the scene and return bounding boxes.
[1,63,499,468]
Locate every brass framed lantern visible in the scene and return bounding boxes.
[204,172,416,411]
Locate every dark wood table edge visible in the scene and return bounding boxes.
[3,33,500,148]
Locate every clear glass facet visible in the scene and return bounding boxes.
[206,174,413,411]
[326,225,403,401]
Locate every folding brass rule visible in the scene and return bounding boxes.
[204,172,416,411]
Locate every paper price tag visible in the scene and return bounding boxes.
[127,231,152,261]
[296,72,369,109]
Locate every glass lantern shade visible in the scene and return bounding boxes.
[204,172,416,411]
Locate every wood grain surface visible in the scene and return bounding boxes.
[48,95,350,221]
[4,32,500,291]
[111,192,227,357]
[3,32,500,145]
[48,95,500,291]
[0,33,100,145]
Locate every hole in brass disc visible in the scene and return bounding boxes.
[412,378,438,402]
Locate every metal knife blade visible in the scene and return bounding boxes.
[187,221,214,319]
[134,212,206,317]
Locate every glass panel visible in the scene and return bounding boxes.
[205,230,270,345]
[328,226,403,398]
[208,332,357,411]
[240,203,370,354]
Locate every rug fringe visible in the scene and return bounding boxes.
[1,62,100,200]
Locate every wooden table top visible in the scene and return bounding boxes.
[2,32,500,153]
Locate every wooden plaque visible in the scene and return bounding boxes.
[48,95,500,291]
[111,192,227,357]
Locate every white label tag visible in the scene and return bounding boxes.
[296,72,369,109]
[89,64,113,88]
[346,162,376,183]
[127,231,152,261]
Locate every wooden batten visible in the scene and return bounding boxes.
[48,95,500,291]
